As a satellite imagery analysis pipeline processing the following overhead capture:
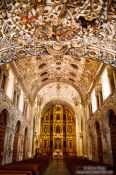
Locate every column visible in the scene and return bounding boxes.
[17,133,24,161]
[101,127,113,165]
[2,127,15,164]
[75,115,78,156]
[81,103,87,157]
[28,105,35,157]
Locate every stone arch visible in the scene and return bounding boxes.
[107,109,116,168]
[41,99,75,117]
[12,120,21,162]
[0,109,9,164]
[32,80,83,103]
[105,105,116,122]
[95,121,103,163]
[0,104,10,127]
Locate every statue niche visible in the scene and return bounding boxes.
[55,138,61,149]
[56,126,60,133]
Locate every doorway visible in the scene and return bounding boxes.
[0,109,8,164]
[12,121,21,162]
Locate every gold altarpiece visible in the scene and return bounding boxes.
[40,105,76,155]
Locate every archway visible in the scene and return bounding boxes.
[108,109,116,167]
[12,120,21,162]
[95,121,103,163]
[23,127,28,159]
[0,109,9,164]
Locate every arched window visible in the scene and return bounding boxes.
[101,69,111,100]
[91,89,97,113]
[13,87,21,108]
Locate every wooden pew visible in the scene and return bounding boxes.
[65,155,113,175]
[0,155,50,175]
[0,170,32,175]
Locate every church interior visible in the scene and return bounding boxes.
[0,0,116,174]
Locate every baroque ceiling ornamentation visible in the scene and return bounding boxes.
[37,82,80,109]
[13,55,100,102]
[0,0,115,67]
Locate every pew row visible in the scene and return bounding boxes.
[65,155,113,175]
[0,155,50,175]
[0,170,32,175]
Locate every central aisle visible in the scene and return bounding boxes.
[42,159,71,175]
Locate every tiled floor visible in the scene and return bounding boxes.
[42,159,71,175]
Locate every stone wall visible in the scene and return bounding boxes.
[86,91,116,165]
[0,90,31,164]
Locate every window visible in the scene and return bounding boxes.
[91,89,97,113]
[101,69,111,100]
[6,69,14,99]
[13,88,20,108]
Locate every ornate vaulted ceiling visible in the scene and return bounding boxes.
[13,55,100,102]
[0,0,115,107]
[0,0,115,67]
